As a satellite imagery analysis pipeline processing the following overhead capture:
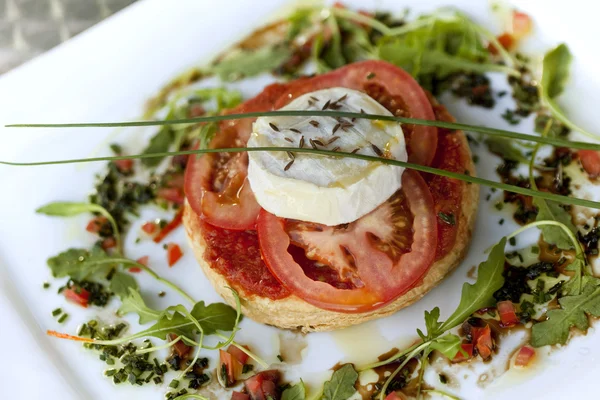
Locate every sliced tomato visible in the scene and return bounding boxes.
[273,60,438,166]
[64,288,90,308]
[257,171,437,312]
[153,210,183,243]
[227,345,250,365]
[514,345,535,367]
[497,300,519,327]
[166,243,183,267]
[578,150,600,178]
[184,82,290,231]
[472,325,493,360]
[220,349,243,386]
[452,343,474,363]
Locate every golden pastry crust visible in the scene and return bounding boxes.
[183,125,477,332]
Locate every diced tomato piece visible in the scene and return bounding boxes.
[227,344,250,365]
[129,256,148,273]
[497,300,520,327]
[189,104,205,118]
[166,243,183,267]
[231,392,250,400]
[114,158,134,173]
[141,222,157,235]
[492,33,515,53]
[578,150,600,178]
[472,325,493,360]
[385,392,408,400]
[220,349,243,386]
[101,237,117,250]
[64,288,90,308]
[512,11,532,39]
[157,187,185,205]
[244,370,281,400]
[86,217,108,234]
[153,210,183,243]
[515,345,536,367]
[452,343,474,363]
[261,380,277,399]
[168,333,192,358]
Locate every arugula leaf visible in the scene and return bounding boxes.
[561,257,587,296]
[321,16,346,70]
[541,44,598,140]
[212,46,292,82]
[376,12,515,84]
[37,201,106,217]
[109,271,139,300]
[485,137,528,163]
[282,380,306,400]
[531,279,600,347]
[322,364,358,400]
[139,307,197,341]
[428,334,462,360]
[533,198,577,250]
[141,126,175,167]
[47,247,113,281]
[438,237,507,332]
[117,288,161,324]
[417,307,442,340]
[190,301,238,335]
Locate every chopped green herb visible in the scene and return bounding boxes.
[52,308,62,317]
[43,282,50,289]
[58,313,69,323]
[438,212,456,226]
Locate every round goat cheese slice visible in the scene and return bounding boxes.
[247,87,407,226]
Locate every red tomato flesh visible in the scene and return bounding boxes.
[64,288,90,308]
[141,222,157,235]
[257,171,437,312]
[220,349,243,386]
[497,300,520,327]
[86,217,108,234]
[227,345,250,365]
[101,237,117,250]
[168,333,192,358]
[153,210,183,243]
[472,325,493,360]
[157,187,185,205]
[452,343,474,363]
[114,158,134,173]
[244,370,281,400]
[515,345,535,367]
[166,243,183,267]
[578,150,600,178]
[231,392,250,400]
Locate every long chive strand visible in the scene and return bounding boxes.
[3,146,600,210]
[5,110,600,151]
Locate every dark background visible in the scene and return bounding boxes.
[0,0,137,74]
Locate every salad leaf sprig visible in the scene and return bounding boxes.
[37,202,122,253]
[541,44,598,140]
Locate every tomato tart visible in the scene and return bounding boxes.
[183,60,478,332]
